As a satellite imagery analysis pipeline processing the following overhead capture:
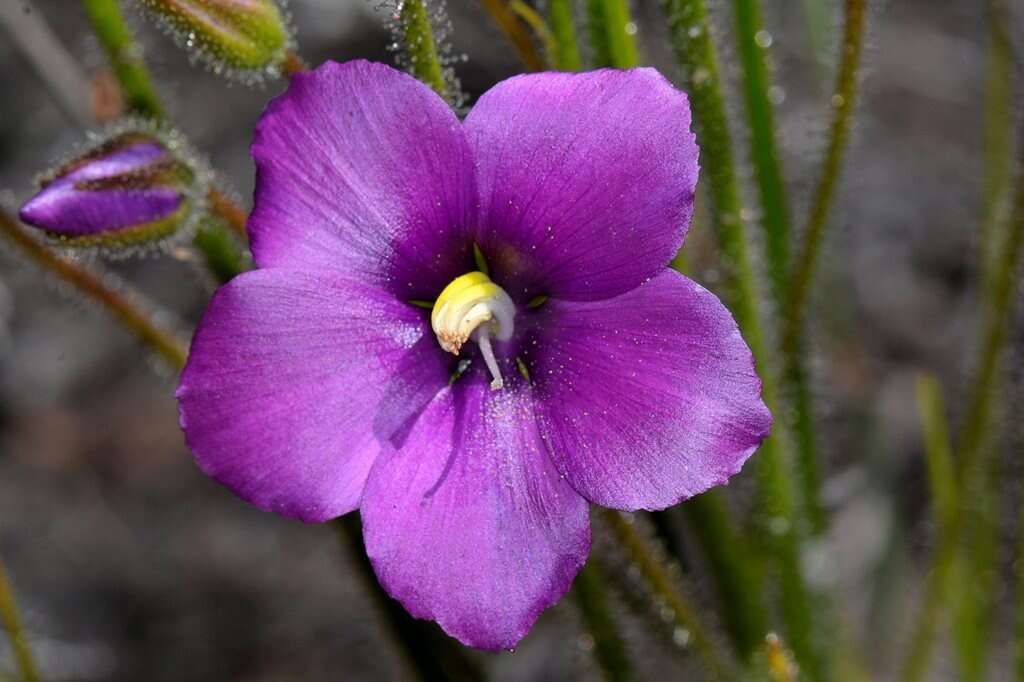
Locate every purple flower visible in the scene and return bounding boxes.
[176,60,770,650]
[20,131,197,247]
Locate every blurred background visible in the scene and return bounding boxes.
[0,0,1020,679]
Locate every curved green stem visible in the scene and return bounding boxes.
[82,0,164,118]
[0,210,188,369]
[573,556,633,682]
[0,559,42,682]
[480,0,547,71]
[980,0,1014,299]
[782,0,868,355]
[548,0,582,70]
[600,510,734,679]
[731,0,792,303]
[915,375,956,532]
[586,0,638,68]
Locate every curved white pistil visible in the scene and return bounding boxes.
[431,272,516,390]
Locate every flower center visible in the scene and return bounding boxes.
[431,271,516,390]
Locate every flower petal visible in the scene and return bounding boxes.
[176,268,449,522]
[528,270,771,510]
[248,60,477,300]
[465,68,699,302]
[361,376,590,650]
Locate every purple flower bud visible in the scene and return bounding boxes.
[140,0,291,76]
[19,132,198,247]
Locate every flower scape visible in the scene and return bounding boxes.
[174,60,771,650]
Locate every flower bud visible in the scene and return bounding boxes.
[140,0,291,77]
[19,131,201,248]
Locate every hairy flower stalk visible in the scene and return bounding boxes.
[176,60,770,649]
[0,209,188,369]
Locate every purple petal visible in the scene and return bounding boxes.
[361,376,590,650]
[528,270,771,510]
[176,268,449,522]
[248,60,477,300]
[19,142,182,237]
[465,68,699,302]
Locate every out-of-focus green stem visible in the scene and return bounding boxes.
[980,0,1014,298]
[509,2,557,68]
[915,374,956,532]
[902,121,1024,682]
[799,0,835,78]
[335,516,484,682]
[781,0,868,540]
[548,0,582,70]
[82,0,164,118]
[600,510,734,679]
[480,0,546,71]
[573,557,632,682]
[399,0,449,99]
[782,0,868,355]
[586,0,638,68]
[683,493,767,658]
[789,347,825,534]
[81,0,248,282]
[950,14,1017,668]
[0,559,41,682]
[1016,469,1024,681]
[0,210,188,369]
[663,0,814,672]
[731,0,791,303]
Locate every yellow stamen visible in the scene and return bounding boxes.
[431,271,516,389]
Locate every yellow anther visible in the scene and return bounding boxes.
[431,271,516,390]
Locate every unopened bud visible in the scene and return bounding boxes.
[139,0,291,78]
[19,129,204,249]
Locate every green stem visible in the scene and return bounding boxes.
[573,557,633,682]
[682,493,767,659]
[548,0,582,70]
[335,516,485,682]
[799,0,835,80]
[586,0,638,68]
[781,0,868,541]
[480,0,547,71]
[789,346,825,534]
[901,117,1024,682]
[0,210,188,369]
[1016,464,1024,681]
[782,0,868,356]
[399,0,450,100]
[663,0,815,673]
[600,510,734,679]
[731,0,792,303]
[0,559,42,682]
[509,2,557,69]
[980,0,1014,299]
[914,374,956,532]
[81,0,164,118]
